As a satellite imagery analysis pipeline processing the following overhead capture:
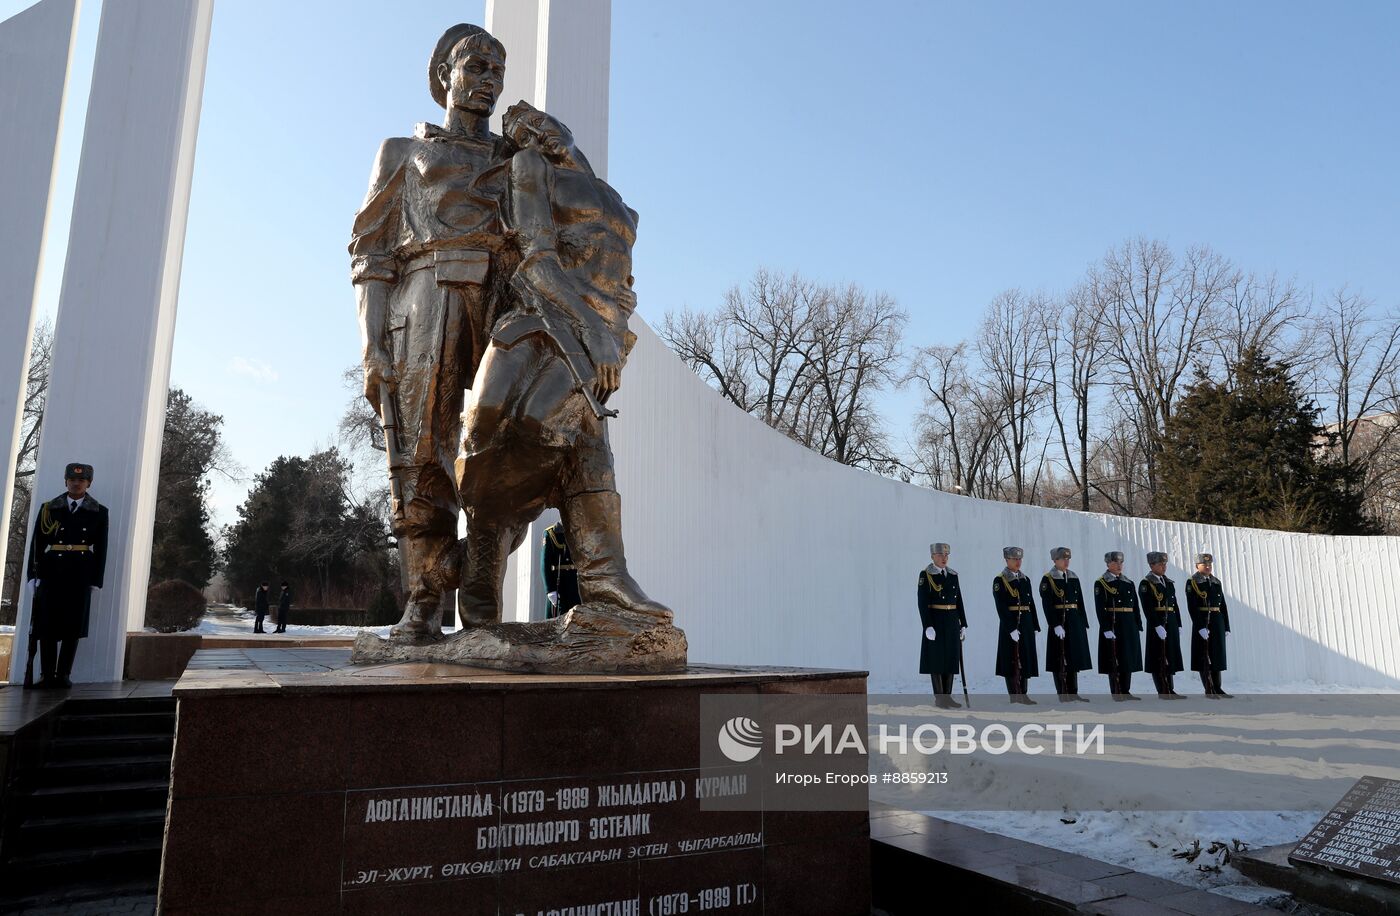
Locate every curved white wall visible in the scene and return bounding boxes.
[609,320,1400,693]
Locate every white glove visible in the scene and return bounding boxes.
[1054,626,1066,639]
[924,626,936,641]
[959,628,966,641]
[28,579,39,590]
[90,585,100,591]
[1104,630,1116,640]
[1010,630,1020,643]
[1198,628,1210,640]
[1155,626,1167,640]
[547,591,560,605]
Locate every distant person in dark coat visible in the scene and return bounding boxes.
[253,582,270,633]
[275,581,292,633]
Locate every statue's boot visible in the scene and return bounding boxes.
[561,490,671,618]
[390,532,456,640]
[458,521,527,625]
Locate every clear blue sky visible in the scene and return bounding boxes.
[11,0,1399,525]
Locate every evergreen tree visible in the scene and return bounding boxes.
[1157,348,1374,534]
[149,389,228,589]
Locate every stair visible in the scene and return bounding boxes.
[0,695,174,905]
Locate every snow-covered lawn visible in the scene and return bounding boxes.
[180,604,457,640]
[932,808,1318,903]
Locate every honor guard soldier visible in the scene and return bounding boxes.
[1140,552,1185,699]
[1040,547,1091,702]
[918,542,968,708]
[541,520,580,618]
[993,546,1039,704]
[24,462,108,689]
[1186,553,1232,698]
[1094,551,1143,700]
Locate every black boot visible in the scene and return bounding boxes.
[36,639,59,689]
[1201,671,1219,698]
[1153,672,1170,699]
[942,675,962,708]
[1164,674,1186,699]
[56,640,78,688]
[1120,672,1140,700]
[1052,671,1069,702]
[1212,672,1233,699]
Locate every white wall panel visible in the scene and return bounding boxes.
[0,0,79,630]
[609,321,1400,693]
[8,0,214,685]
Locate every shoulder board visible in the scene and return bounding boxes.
[945,566,957,576]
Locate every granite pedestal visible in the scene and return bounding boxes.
[156,648,870,914]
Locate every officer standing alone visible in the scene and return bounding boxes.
[541,520,581,619]
[24,463,108,689]
[917,542,967,708]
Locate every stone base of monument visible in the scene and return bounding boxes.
[156,649,870,914]
[351,604,688,673]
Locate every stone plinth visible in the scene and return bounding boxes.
[156,648,870,914]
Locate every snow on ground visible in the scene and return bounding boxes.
[0,625,14,634]
[180,604,456,640]
[931,808,1320,903]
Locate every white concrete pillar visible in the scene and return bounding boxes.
[484,0,611,621]
[8,0,215,685]
[0,0,80,637]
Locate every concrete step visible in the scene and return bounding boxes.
[55,711,175,738]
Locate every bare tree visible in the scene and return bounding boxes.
[1044,282,1108,510]
[1212,270,1308,377]
[1099,238,1235,505]
[662,268,906,471]
[3,320,53,613]
[977,289,1052,503]
[1311,289,1400,526]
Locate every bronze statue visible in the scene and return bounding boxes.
[350,23,681,671]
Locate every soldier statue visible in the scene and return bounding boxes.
[1094,551,1143,700]
[992,546,1039,704]
[1039,547,1091,702]
[917,542,967,708]
[23,462,108,689]
[1139,551,1185,699]
[1186,552,1232,698]
[352,23,667,643]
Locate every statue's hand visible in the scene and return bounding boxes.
[363,344,397,406]
[588,333,623,403]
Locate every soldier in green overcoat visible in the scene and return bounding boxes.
[918,542,967,708]
[1186,552,1233,698]
[993,546,1039,705]
[1040,547,1091,702]
[1140,551,1185,699]
[1094,551,1143,700]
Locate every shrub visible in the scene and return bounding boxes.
[367,587,401,627]
[145,579,207,633]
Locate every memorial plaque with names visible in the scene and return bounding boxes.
[1289,775,1400,885]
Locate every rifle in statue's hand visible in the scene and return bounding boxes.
[500,272,619,422]
[378,380,407,524]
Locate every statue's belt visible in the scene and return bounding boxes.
[45,544,92,553]
[402,248,491,286]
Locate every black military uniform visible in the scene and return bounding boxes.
[918,545,967,708]
[275,582,291,633]
[1186,553,1232,698]
[1139,552,1185,699]
[540,521,580,619]
[25,463,108,688]
[254,583,270,633]
[1094,554,1143,700]
[993,547,1039,704]
[1040,548,1091,702]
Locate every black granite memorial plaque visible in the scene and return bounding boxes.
[1289,775,1400,885]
